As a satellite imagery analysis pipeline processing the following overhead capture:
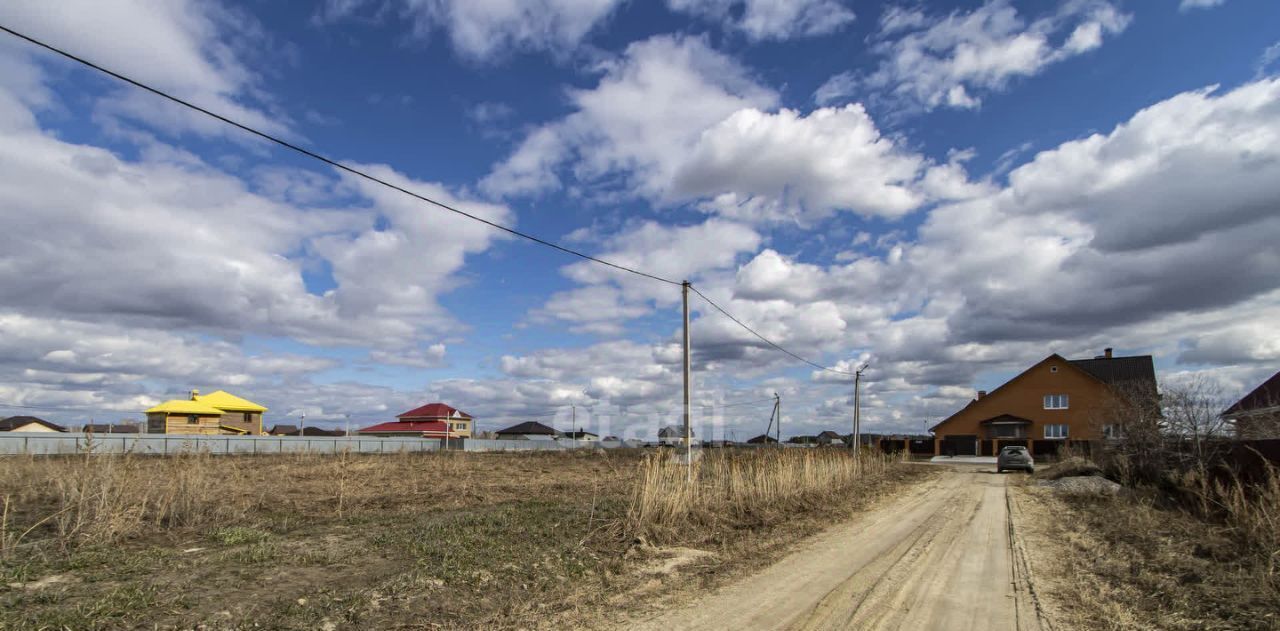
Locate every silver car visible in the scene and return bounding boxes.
[996,445,1034,473]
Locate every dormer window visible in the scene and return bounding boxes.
[1043,394,1069,410]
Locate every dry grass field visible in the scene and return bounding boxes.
[0,447,925,629]
[1013,461,1280,630]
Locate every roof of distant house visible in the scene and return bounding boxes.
[145,399,225,415]
[398,403,472,419]
[746,434,778,443]
[83,423,140,433]
[269,424,298,435]
[818,431,844,439]
[1224,370,1280,416]
[359,420,450,434]
[657,425,693,437]
[495,421,558,435]
[195,390,267,413]
[0,416,67,432]
[563,429,597,438]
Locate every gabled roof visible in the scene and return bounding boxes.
[1224,370,1280,416]
[0,416,67,432]
[269,424,298,435]
[145,400,225,415]
[1069,356,1157,397]
[931,352,1158,433]
[195,390,267,413]
[398,403,472,419]
[563,429,597,438]
[657,425,693,437]
[360,420,450,434]
[495,421,558,435]
[978,414,1034,425]
[746,434,778,444]
[817,431,844,439]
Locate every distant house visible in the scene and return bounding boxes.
[195,390,268,435]
[1223,370,1280,440]
[267,425,345,437]
[0,416,67,433]
[495,421,560,440]
[144,389,269,435]
[746,434,779,445]
[82,423,140,434]
[787,435,819,445]
[930,349,1158,456]
[817,431,846,446]
[657,425,694,446]
[268,424,299,436]
[562,429,599,441]
[357,402,473,439]
[397,403,473,438]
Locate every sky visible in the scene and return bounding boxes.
[0,0,1277,440]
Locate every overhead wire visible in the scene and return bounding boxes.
[0,24,856,398]
[687,285,855,376]
[0,24,680,288]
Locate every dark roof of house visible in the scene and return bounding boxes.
[358,421,449,434]
[657,425,693,437]
[83,423,140,433]
[0,416,67,432]
[1069,355,1158,395]
[494,421,558,435]
[1224,370,1280,416]
[562,429,597,438]
[746,434,779,444]
[398,403,472,419]
[268,424,298,435]
[299,427,345,436]
[817,431,844,439]
[978,414,1034,425]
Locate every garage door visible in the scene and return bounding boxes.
[941,435,978,456]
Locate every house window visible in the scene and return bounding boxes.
[1043,394,1069,409]
[1044,424,1069,439]
[1103,424,1122,439]
[187,415,199,424]
[1050,366,1058,373]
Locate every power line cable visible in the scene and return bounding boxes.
[687,285,854,376]
[0,25,681,288]
[0,24,860,380]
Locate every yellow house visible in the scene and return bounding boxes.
[145,389,268,435]
[196,390,268,435]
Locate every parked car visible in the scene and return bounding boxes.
[996,445,1035,473]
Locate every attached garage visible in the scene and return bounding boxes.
[940,434,979,456]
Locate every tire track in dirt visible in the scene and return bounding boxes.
[625,468,1047,631]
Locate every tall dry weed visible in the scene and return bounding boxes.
[628,448,895,536]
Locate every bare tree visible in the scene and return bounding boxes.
[1162,376,1231,465]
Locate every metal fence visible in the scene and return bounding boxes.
[0,433,627,456]
[0,433,443,456]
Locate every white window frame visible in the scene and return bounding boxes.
[1043,394,1069,410]
[1044,424,1069,439]
[1103,424,1122,440]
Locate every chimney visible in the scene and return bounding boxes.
[190,388,200,400]
[977,390,987,400]
[1104,347,1113,359]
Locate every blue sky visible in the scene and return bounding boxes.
[0,0,1278,438]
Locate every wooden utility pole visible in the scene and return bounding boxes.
[682,281,692,481]
[775,392,781,444]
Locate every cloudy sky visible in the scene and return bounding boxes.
[0,0,1277,439]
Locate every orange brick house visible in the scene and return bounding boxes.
[930,349,1157,456]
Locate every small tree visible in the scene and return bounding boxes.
[1161,376,1231,467]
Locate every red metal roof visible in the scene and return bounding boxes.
[396,403,472,419]
[358,421,450,434]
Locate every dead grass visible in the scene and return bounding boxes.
[0,447,922,629]
[1016,460,1280,630]
[628,448,897,540]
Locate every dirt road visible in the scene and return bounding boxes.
[628,468,1048,631]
